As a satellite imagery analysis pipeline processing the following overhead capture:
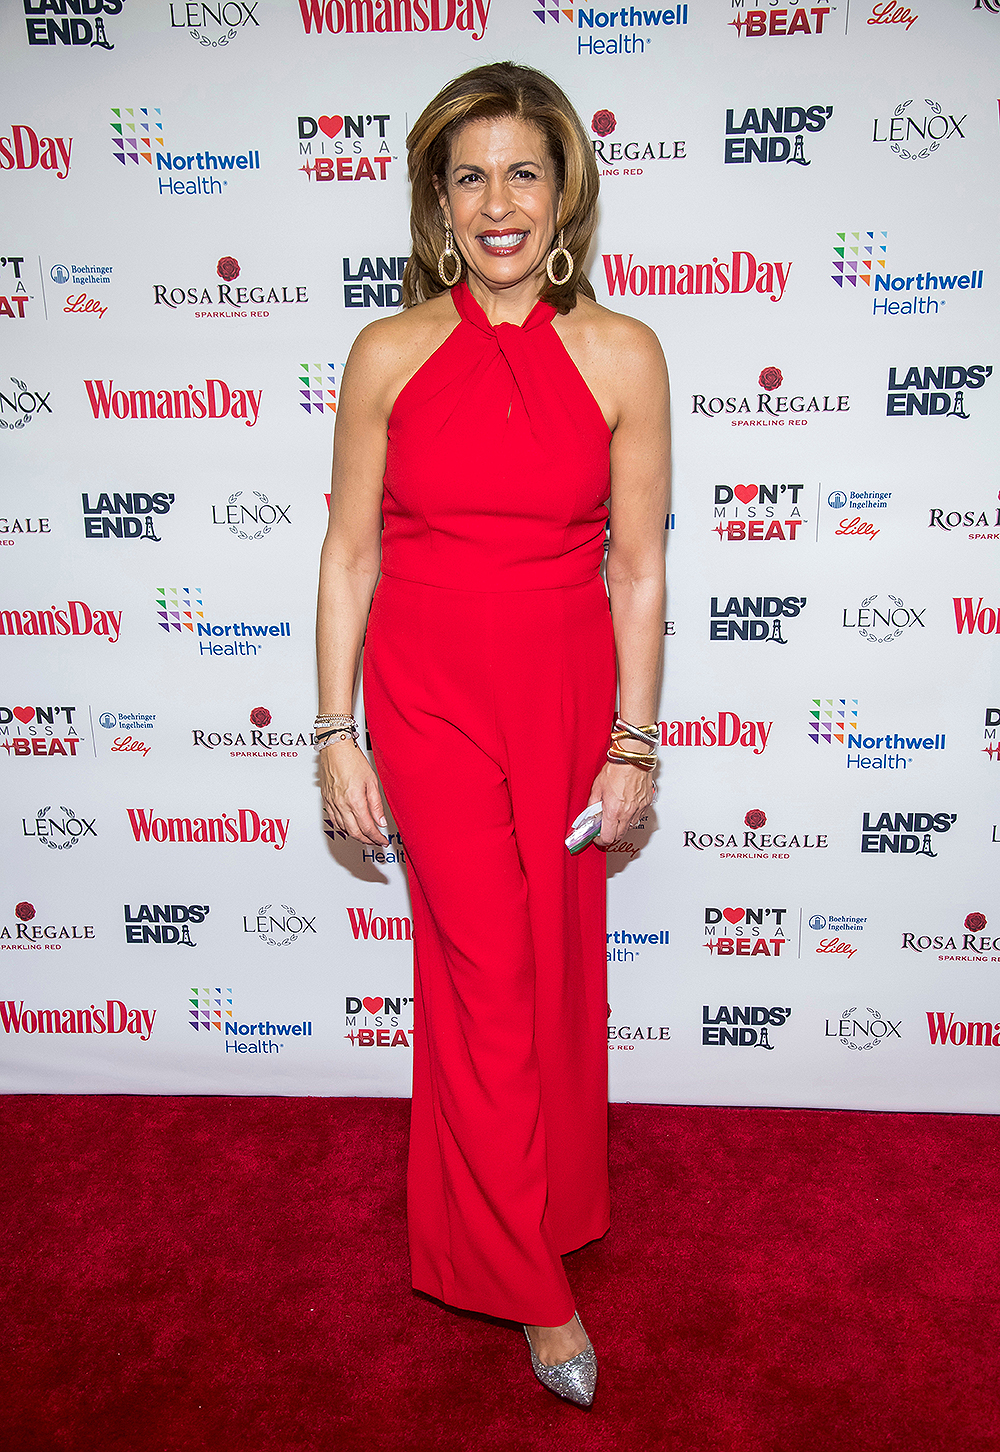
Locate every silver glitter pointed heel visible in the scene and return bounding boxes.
[523,1314,597,1408]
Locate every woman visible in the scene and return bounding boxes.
[316,61,669,1407]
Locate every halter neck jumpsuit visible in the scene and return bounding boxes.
[362,282,617,1326]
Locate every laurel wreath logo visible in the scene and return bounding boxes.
[0,378,35,430]
[37,805,78,851]
[890,99,942,160]
[255,904,299,948]
[840,1007,883,1051]
[859,594,906,643]
[189,26,238,45]
[227,490,271,540]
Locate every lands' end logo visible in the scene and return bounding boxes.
[125,903,209,946]
[725,105,833,166]
[24,0,123,49]
[298,0,491,39]
[710,595,806,643]
[887,364,992,418]
[83,491,173,541]
[860,810,956,855]
[703,1005,791,1048]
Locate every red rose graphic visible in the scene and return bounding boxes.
[15,902,35,921]
[217,256,240,282]
[250,707,271,727]
[965,912,987,933]
[591,110,617,138]
[758,366,783,392]
[744,809,767,830]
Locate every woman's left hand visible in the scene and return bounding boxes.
[588,761,657,847]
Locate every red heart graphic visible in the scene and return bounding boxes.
[723,908,745,924]
[318,115,343,139]
[13,706,34,724]
[362,996,384,1014]
[734,485,757,504]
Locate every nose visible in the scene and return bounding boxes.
[481,174,514,222]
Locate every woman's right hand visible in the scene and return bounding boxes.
[318,740,390,846]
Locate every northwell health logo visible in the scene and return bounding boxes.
[112,106,262,197]
[189,987,314,1054]
[832,230,986,318]
[155,586,291,659]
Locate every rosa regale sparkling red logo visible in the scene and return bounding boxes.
[759,366,783,391]
[744,809,767,829]
[249,706,271,727]
[217,257,240,282]
[15,902,35,921]
[592,110,617,138]
[964,912,987,933]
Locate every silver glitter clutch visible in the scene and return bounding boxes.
[523,1316,598,1408]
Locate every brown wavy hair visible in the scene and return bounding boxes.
[402,61,599,315]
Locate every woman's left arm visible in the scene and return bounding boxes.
[590,318,670,845]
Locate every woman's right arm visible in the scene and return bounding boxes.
[316,327,394,846]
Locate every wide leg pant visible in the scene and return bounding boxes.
[362,572,617,1327]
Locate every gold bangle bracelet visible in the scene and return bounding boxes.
[607,747,656,771]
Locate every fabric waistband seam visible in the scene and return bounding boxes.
[378,571,602,596]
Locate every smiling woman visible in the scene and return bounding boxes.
[315,60,670,1410]
[402,64,599,312]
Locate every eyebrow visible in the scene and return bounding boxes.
[451,159,544,175]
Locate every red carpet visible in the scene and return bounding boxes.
[2,1097,998,1452]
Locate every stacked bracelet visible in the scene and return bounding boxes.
[607,715,660,772]
[314,714,360,751]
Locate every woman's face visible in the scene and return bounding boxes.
[438,115,561,291]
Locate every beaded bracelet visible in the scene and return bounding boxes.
[315,713,359,751]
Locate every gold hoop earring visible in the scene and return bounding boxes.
[546,229,574,286]
[438,223,463,287]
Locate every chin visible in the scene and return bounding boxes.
[472,255,545,286]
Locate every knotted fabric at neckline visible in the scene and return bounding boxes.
[451,281,557,336]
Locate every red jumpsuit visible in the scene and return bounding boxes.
[362,282,617,1326]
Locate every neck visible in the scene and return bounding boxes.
[463,270,549,326]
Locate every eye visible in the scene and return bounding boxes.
[455,171,483,186]
[513,169,539,181]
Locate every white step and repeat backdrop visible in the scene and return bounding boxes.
[2,0,999,1110]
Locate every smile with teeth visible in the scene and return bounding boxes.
[479,230,529,253]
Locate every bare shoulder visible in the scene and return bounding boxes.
[556,296,666,379]
[342,292,460,416]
